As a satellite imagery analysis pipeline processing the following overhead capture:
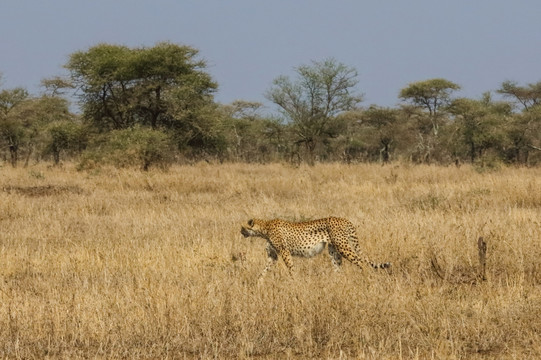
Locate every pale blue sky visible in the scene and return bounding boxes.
[1,0,540,111]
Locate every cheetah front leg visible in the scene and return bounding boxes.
[278,249,294,276]
[259,243,279,280]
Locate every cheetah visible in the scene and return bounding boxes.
[240,217,390,278]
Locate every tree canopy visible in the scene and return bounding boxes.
[400,78,461,116]
[497,80,541,111]
[266,58,362,163]
[66,42,217,131]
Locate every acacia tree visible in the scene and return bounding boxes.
[221,101,286,162]
[0,87,29,166]
[266,58,362,164]
[65,42,217,132]
[497,80,541,111]
[497,81,541,163]
[63,42,224,165]
[399,78,460,136]
[0,89,75,167]
[46,119,87,165]
[360,106,403,163]
[41,76,75,97]
[448,94,511,163]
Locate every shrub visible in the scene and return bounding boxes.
[78,127,174,171]
[45,121,87,165]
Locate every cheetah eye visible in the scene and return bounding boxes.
[248,219,254,227]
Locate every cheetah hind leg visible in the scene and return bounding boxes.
[336,245,369,270]
[328,244,343,271]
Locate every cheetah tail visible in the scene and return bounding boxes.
[369,261,391,270]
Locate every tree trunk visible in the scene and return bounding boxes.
[470,141,475,163]
[305,140,316,166]
[380,140,391,163]
[9,144,18,168]
[24,146,33,168]
[53,150,60,166]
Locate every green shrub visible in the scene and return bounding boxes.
[78,127,174,171]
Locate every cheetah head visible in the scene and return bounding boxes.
[240,219,267,238]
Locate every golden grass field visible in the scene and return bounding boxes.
[0,162,540,359]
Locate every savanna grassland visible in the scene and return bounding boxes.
[0,163,540,359]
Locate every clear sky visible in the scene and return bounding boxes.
[1,0,540,111]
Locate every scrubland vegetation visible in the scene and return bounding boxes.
[1,162,540,359]
[2,43,541,169]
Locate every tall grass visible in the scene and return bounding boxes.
[0,163,540,359]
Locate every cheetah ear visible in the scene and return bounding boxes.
[248,219,254,227]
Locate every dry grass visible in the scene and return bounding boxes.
[0,162,540,359]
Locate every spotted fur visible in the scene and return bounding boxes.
[240,217,390,278]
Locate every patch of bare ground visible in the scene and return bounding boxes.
[3,184,85,197]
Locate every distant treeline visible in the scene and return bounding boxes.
[1,42,540,169]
